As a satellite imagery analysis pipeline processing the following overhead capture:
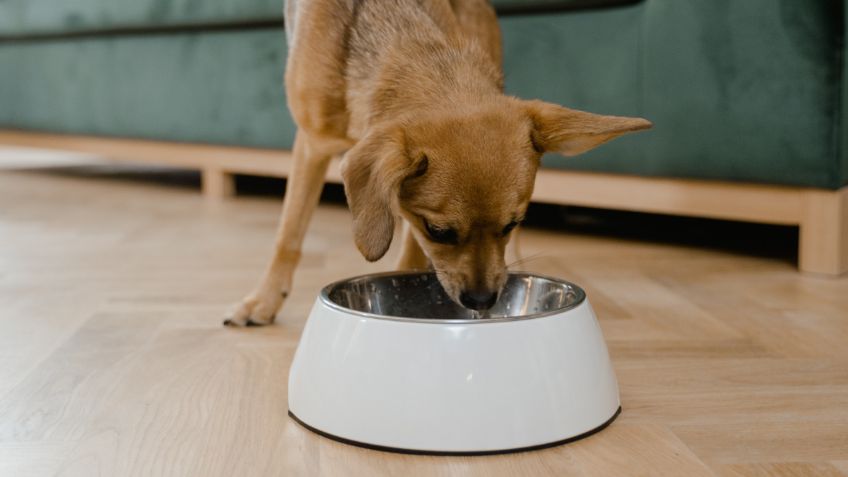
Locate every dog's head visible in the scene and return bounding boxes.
[341,97,651,310]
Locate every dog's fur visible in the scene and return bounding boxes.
[225,0,651,325]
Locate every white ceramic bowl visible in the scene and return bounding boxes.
[288,272,620,455]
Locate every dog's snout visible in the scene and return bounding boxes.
[459,290,498,311]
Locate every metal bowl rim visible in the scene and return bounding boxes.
[319,271,587,324]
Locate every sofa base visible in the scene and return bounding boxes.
[1,130,845,276]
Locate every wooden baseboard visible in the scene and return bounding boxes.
[1,130,845,275]
[0,130,308,183]
[532,169,803,226]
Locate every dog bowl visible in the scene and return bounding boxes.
[287,272,620,455]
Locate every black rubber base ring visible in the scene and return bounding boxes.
[288,406,621,456]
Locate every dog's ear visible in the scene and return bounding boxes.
[524,100,652,156]
[341,126,411,262]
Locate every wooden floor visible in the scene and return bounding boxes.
[1,153,847,477]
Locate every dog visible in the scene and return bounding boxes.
[224,0,651,326]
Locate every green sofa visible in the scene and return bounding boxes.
[1,0,846,273]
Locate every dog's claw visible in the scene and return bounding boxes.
[224,289,287,328]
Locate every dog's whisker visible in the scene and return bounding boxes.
[506,252,549,270]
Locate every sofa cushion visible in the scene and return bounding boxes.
[503,0,846,189]
[0,29,297,148]
[0,0,642,38]
[633,0,845,189]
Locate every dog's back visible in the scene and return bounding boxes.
[284,0,502,140]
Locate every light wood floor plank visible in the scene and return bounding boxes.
[718,462,848,477]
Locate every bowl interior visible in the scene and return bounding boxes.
[322,272,585,322]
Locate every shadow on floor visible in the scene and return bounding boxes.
[236,174,799,265]
[10,165,799,265]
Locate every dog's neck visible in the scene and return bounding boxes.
[341,1,505,137]
[367,36,504,126]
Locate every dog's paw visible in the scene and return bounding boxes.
[223,289,289,327]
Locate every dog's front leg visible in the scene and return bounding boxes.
[225,131,331,326]
[395,222,430,270]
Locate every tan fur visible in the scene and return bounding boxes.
[225,0,651,325]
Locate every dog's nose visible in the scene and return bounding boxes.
[459,290,498,310]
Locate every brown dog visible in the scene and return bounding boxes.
[224,0,651,326]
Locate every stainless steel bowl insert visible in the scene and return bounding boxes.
[321,272,585,323]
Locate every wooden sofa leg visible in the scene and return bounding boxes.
[799,187,848,276]
[202,167,235,200]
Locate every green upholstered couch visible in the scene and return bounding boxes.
[1,0,846,273]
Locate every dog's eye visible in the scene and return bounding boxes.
[423,219,458,245]
[501,220,519,237]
